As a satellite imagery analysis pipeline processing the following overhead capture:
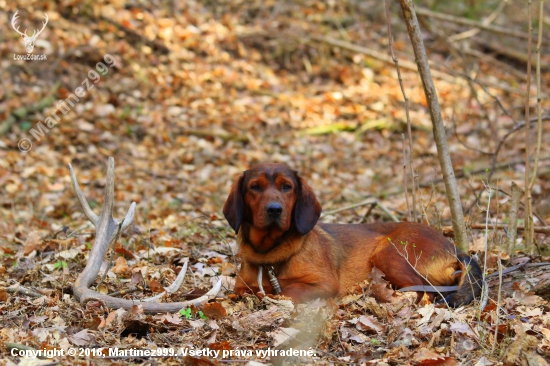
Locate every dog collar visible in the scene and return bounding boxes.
[257,265,282,295]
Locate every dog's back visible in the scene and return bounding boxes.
[317,222,482,306]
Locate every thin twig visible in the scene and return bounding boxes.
[488,116,550,182]
[448,0,509,42]
[524,0,534,251]
[385,0,417,222]
[398,0,468,252]
[107,286,142,297]
[529,0,544,191]
[480,183,492,314]
[492,255,503,354]
[507,182,522,254]
[402,134,412,221]
[388,240,453,312]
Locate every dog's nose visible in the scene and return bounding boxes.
[266,202,283,217]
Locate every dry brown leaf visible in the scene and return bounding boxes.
[69,329,95,346]
[115,243,136,259]
[233,306,287,332]
[111,256,129,274]
[154,313,182,325]
[202,302,227,319]
[413,348,457,365]
[148,279,164,293]
[208,340,231,352]
[0,289,7,302]
[353,315,385,333]
[368,266,394,302]
[23,231,42,255]
[130,271,144,286]
[449,321,477,338]
[513,290,543,306]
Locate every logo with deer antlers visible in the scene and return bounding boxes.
[11,11,49,54]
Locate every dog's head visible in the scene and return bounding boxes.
[223,163,322,236]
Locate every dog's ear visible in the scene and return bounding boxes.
[223,174,245,233]
[294,173,322,235]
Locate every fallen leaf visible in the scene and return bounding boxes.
[154,313,182,325]
[449,321,477,338]
[269,327,299,347]
[23,231,42,255]
[188,319,205,328]
[148,280,164,293]
[202,302,227,319]
[69,329,95,346]
[352,315,385,333]
[417,304,436,326]
[413,348,457,365]
[111,256,129,274]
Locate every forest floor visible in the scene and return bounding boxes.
[1,0,550,364]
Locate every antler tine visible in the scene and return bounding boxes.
[101,157,116,219]
[68,163,99,226]
[11,11,27,36]
[102,157,136,231]
[35,13,48,37]
[119,202,136,231]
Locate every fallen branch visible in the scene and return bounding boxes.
[69,157,221,313]
[309,35,457,82]
[241,31,530,95]
[184,129,250,142]
[400,262,550,300]
[321,198,399,222]
[474,39,550,71]
[419,154,550,188]
[5,285,45,298]
[442,223,550,237]
[415,7,550,46]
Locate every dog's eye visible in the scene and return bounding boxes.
[282,184,292,192]
[250,184,261,192]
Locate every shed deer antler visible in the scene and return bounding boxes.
[69,157,222,313]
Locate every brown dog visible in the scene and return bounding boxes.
[223,163,482,306]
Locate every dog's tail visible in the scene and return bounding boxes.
[444,253,483,307]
